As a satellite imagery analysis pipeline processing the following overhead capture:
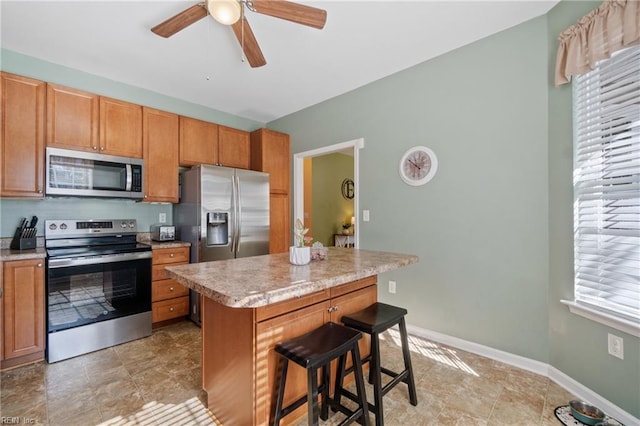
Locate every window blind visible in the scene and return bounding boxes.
[573,45,640,322]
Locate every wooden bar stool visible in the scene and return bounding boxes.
[272,322,371,426]
[339,303,417,426]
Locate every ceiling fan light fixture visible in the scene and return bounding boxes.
[207,0,242,25]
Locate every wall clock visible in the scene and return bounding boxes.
[341,178,354,199]
[399,146,438,186]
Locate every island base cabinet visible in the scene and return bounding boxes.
[201,276,377,426]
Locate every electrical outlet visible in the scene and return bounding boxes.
[388,280,396,294]
[608,333,624,359]
[363,210,370,222]
[159,213,166,223]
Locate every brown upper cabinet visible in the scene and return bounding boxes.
[143,107,179,203]
[180,119,250,169]
[46,83,99,153]
[250,128,291,253]
[99,97,143,158]
[46,84,143,158]
[218,125,250,169]
[179,116,218,167]
[250,128,290,194]
[1,72,46,198]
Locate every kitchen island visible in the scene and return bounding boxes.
[165,248,418,425]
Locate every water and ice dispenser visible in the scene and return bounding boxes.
[206,212,229,245]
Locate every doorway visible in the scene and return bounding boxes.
[293,138,364,248]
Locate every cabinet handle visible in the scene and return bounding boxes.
[38,189,43,194]
[100,147,105,151]
[169,306,174,312]
[170,253,174,257]
[37,263,43,268]
[169,287,174,292]
[92,146,98,150]
[333,305,339,312]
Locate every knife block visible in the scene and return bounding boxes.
[10,227,37,250]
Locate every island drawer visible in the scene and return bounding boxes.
[256,289,331,322]
[152,279,189,302]
[152,247,189,265]
[330,275,377,298]
[152,296,189,322]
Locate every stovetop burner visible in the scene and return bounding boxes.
[45,219,151,258]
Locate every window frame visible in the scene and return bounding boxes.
[562,45,640,338]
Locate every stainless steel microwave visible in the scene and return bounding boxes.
[46,147,144,199]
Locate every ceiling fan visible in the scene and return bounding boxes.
[151,0,327,68]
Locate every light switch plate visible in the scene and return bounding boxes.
[363,210,370,222]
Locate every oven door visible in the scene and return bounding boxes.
[46,252,151,333]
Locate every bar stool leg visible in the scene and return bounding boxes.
[370,333,384,426]
[273,359,289,426]
[306,367,320,426]
[320,364,330,420]
[333,353,347,410]
[351,343,370,426]
[399,317,417,406]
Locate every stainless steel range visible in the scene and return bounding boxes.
[45,219,152,362]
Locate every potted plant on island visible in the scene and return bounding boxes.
[290,219,312,265]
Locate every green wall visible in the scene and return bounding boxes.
[268,3,639,418]
[546,1,640,417]
[311,153,354,246]
[0,49,264,238]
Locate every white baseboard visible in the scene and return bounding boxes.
[406,324,638,426]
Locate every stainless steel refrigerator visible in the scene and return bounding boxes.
[174,164,270,325]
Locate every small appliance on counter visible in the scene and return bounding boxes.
[150,224,175,241]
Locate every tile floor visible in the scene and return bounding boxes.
[0,320,576,425]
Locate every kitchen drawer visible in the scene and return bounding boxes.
[255,289,330,322]
[152,279,189,302]
[152,247,189,265]
[330,275,377,299]
[152,296,189,322]
[152,264,180,281]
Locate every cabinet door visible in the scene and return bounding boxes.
[2,259,45,360]
[218,126,250,169]
[143,107,179,203]
[179,116,218,166]
[46,83,99,152]
[255,300,331,426]
[270,193,291,254]
[0,73,45,198]
[250,128,290,194]
[99,97,143,158]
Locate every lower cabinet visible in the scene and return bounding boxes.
[151,247,190,325]
[202,275,377,425]
[1,258,45,369]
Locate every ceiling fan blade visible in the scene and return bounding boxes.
[231,17,267,68]
[151,3,208,38]
[250,1,327,29]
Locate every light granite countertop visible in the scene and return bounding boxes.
[0,247,47,261]
[165,248,418,308]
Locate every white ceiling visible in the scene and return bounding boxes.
[1,1,559,123]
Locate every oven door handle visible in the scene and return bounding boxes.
[47,251,152,269]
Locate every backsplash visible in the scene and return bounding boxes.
[0,197,172,238]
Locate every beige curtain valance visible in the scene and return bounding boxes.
[555,0,640,86]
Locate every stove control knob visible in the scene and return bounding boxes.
[60,223,67,230]
[49,223,57,230]
[129,222,135,228]
[120,222,127,229]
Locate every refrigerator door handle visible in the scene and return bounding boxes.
[235,174,242,254]
[230,175,237,254]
